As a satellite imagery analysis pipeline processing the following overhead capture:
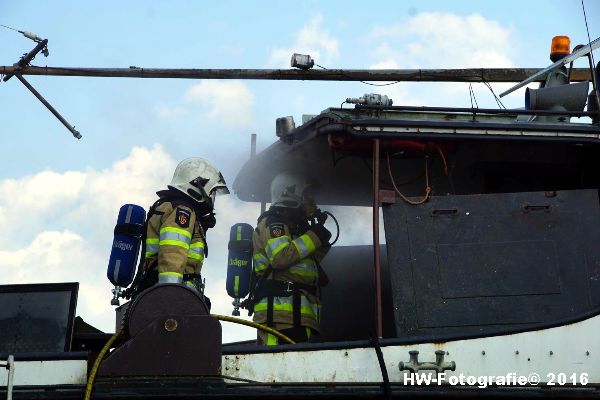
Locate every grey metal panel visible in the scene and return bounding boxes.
[437,240,560,298]
[0,283,78,353]
[383,189,600,338]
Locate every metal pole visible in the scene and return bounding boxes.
[0,65,593,83]
[585,55,600,118]
[250,133,267,213]
[14,74,82,139]
[250,133,257,158]
[500,36,600,97]
[372,139,383,338]
[2,39,47,82]
[7,355,14,400]
[1,355,15,400]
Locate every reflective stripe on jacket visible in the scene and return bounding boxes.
[143,201,206,278]
[251,213,328,332]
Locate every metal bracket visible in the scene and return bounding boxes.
[0,355,15,400]
[399,350,456,374]
[232,298,241,316]
[111,286,123,306]
[379,189,396,204]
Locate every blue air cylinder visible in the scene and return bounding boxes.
[226,223,254,299]
[107,204,146,287]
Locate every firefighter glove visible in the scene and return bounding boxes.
[311,223,332,244]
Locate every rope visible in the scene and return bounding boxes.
[386,152,431,205]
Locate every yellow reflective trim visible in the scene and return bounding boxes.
[146,238,159,244]
[185,281,198,290]
[288,268,318,278]
[254,302,318,318]
[269,241,289,262]
[144,251,157,258]
[160,226,192,239]
[265,236,291,259]
[190,242,205,249]
[236,225,242,241]
[254,263,268,273]
[266,333,278,346]
[159,271,184,278]
[159,239,190,249]
[234,275,240,296]
[187,252,203,261]
[300,234,316,253]
[291,240,302,256]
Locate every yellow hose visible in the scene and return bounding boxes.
[210,314,296,345]
[84,330,121,400]
[83,314,292,399]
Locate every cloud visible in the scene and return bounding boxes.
[182,81,255,128]
[269,14,340,68]
[0,145,176,332]
[0,170,86,246]
[362,12,518,108]
[155,81,256,130]
[368,12,514,69]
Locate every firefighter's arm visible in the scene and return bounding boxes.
[252,230,271,276]
[157,205,196,279]
[264,221,323,269]
[186,224,206,273]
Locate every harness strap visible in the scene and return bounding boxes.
[292,288,301,328]
[254,280,318,299]
[267,294,274,326]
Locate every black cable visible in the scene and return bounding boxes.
[0,24,19,32]
[315,64,400,87]
[372,337,392,400]
[221,374,260,383]
[482,78,506,109]
[581,0,597,74]
[468,83,478,109]
[323,211,340,245]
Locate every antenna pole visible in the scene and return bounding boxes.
[14,74,81,139]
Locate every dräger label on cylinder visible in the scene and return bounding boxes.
[113,240,134,251]
[229,258,248,267]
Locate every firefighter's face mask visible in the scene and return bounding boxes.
[189,177,214,207]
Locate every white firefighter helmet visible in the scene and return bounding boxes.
[270,171,311,208]
[169,157,229,204]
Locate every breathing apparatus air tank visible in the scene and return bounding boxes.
[226,223,254,315]
[107,204,146,305]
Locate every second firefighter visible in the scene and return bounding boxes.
[251,171,332,345]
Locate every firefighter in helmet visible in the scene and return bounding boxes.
[139,157,229,298]
[251,171,331,345]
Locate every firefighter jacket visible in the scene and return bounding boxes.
[143,198,207,281]
[252,208,329,332]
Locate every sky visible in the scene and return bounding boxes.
[1,0,599,342]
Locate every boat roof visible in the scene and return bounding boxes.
[233,105,600,206]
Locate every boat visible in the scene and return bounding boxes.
[2,35,600,399]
